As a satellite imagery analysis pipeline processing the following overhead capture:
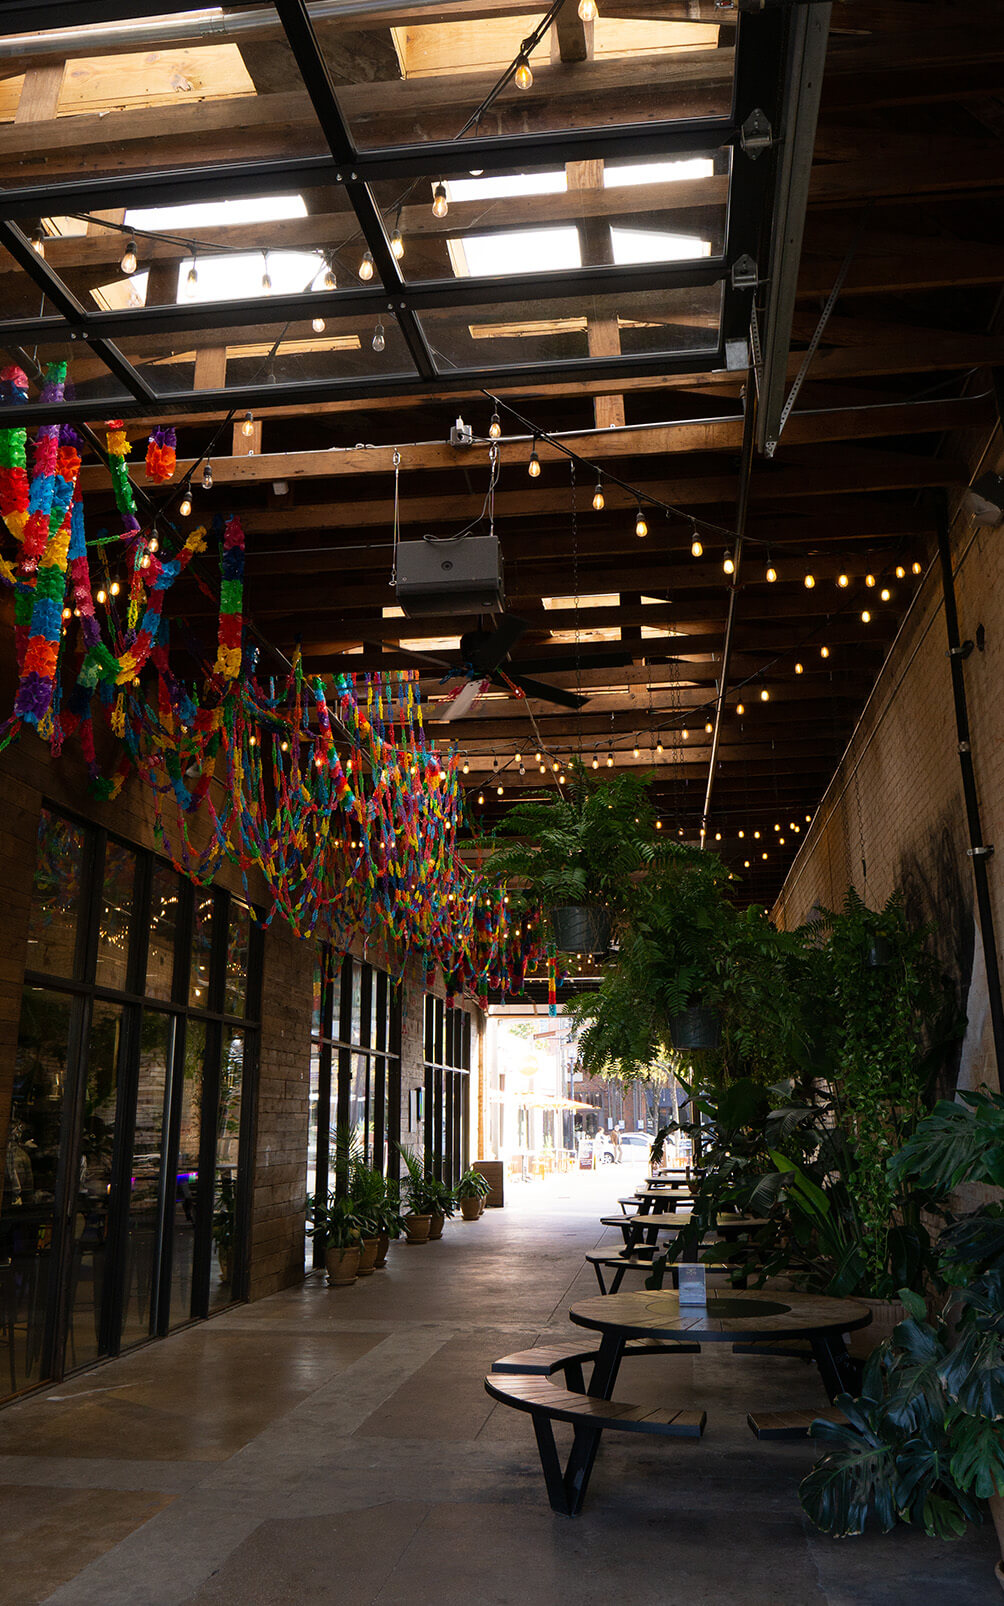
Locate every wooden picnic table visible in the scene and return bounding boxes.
[630,1187,693,1213]
[569,1287,871,1404]
[609,1211,768,1254]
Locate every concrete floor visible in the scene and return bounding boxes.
[0,1165,998,1606]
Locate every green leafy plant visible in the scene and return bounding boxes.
[456,1167,491,1201]
[395,1144,454,1216]
[800,1282,1004,1540]
[484,763,665,916]
[212,1173,236,1254]
[306,1192,362,1250]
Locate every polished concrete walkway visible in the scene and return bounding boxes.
[0,1167,997,1605]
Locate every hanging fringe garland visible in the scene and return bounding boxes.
[0,372,547,1000]
[145,426,177,484]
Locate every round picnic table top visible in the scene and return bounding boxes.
[632,1188,694,1203]
[569,1287,871,1343]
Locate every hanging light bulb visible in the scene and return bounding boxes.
[359,249,375,281]
[723,550,735,575]
[96,588,107,605]
[477,792,484,805]
[895,564,906,579]
[372,320,386,353]
[861,609,872,623]
[179,490,192,517]
[765,561,777,583]
[591,755,599,769]
[804,572,815,589]
[120,239,138,275]
[261,253,272,293]
[606,752,614,767]
[912,560,922,575]
[578,0,598,18]
[241,411,254,438]
[528,440,541,478]
[62,606,72,621]
[390,211,405,260]
[635,505,648,538]
[633,745,640,758]
[760,686,770,702]
[202,460,213,491]
[655,819,662,830]
[837,572,849,588]
[30,230,46,258]
[880,587,891,602]
[110,581,120,597]
[656,741,663,754]
[820,645,830,658]
[738,829,745,839]
[432,182,449,219]
[865,573,876,588]
[690,534,703,558]
[704,721,713,735]
[489,411,502,440]
[682,727,689,739]
[551,759,560,773]
[592,479,605,511]
[795,660,804,674]
[539,763,546,774]
[514,56,533,90]
[736,702,744,716]
[497,784,504,796]
[186,257,199,289]
[312,317,326,333]
[558,772,566,785]
[322,258,336,290]
[462,760,469,774]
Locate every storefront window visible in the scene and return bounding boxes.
[95,842,135,992]
[25,809,86,980]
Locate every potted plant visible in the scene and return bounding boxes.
[306,1192,363,1286]
[485,765,664,955]
[396,1145,442,1243]
[800,1086,1004,1592]
[212,1174,236,1286]
[424,1176,457,1240]
[348,1162,389,1276]
[374,1182,405,1267]
[456,1167,492,1220]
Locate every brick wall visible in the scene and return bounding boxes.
[773,512,1004,1094]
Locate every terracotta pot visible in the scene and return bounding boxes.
[428,1211,445,1240]
[357,1236,380,1276]
[478,1197,486,1216]
[403,1213,431,1244]
[460,1196,481,1221]
[374,1229,390,1268]
[988,1494,1004,1594]
[845,1296,911,1360]
[325,1244,361,1286]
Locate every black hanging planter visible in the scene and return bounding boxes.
[549,905,611,955]
[669,1006,722,1052]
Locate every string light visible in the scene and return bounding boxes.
[895,564,906,579]
[738,829,744,839]
[635,505,648,538]
[735,703,744,716]
[489,411,502,440]
[656,740,663,754]
[705,721,713,735]
[528,439,541,478]
[723,550,735,575]
[186,257,199,288]
[477,792,484,805]
[320,257,336,290]
[30,230,46,258]
[432,182,449,219]
[391,211,405,259]
[861,609,871,623]
[690,529,703,558]
[202,460,213,491]
[120,239,138,275]
[110,581,120,596]
[241,411,254,438]
[179,490,192,517]
[61,606,72,621]
[655,819,662,830]
[682,727,689,739]
[558,772,566,785]
[804,572,815,589]
[514,56,533,90]
[577,0,598,18]
[96,588,107,605]
[312,317,326,333]
[820,645,830,658]
[261,252,272,293]
[765,560,777,583]
[372,321,386,353]
[497,784,504,796]
[865,573,876,588]
[880,587,891,602]
[912,561,922,575]
[837,573,849,587]
[591,755,599,769]
[633,745,640,758]
[760,686,770,702]
[359,250,375,281]
[592,479,605,511]
[462,760,469,774]
[795,661,803,674]
[606,753,614,767]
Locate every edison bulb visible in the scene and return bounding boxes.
[241,411,254,437]
[390,229,404,261]
[528,448,541,478]
[312,317,326,333]
[820,645,830,658]
[323,262,336,290]
[723,551,734,575]
[760,687,770,702]
[432,182,448,219]
[578,0,598,18]
[592,481,605,511]
[489,412,502,440]
[635,508,648,538]
[895,564,906,579]
[765,563,777,583]
[186,261,199,288]
[861,609,871,623]
[880,587,891,602]
[372,321,386,353]
[795,661,803,674]
[514,59,533,90]
[691,536,703,557]
[120,240,138,275]
[359,250,375,281]
[865,573,876,588]
[804,572,815,589]
[179,494,192,517]
[837,573,849,587]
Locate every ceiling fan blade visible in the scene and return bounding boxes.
[460,614,529,674]
[365,638,457,674]
[494,670,590,710]
[427,678,491,723]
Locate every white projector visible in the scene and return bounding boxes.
[395,534,504,617]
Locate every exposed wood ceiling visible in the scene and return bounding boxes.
[1,0,1001,906]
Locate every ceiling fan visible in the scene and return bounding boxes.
[376,614,603,723]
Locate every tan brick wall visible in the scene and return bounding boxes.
[773,514,1004,1094]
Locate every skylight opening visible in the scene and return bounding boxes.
[444,172,567,203]
[449,226,581,280]
[610,227,711,265]
[542,594,619,610]
[603,158,716,188]
[176,249,324,303]
[549,627,621,644]
[126,194,308,232]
